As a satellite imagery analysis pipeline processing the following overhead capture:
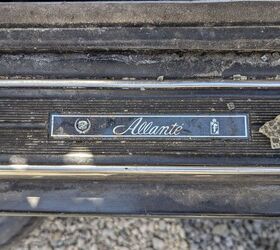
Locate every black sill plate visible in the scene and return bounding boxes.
[50,114,249,140]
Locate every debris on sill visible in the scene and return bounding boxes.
[233,74,248,81]
[227,102,235,111]
[157,76,164,81]
[259,115,280,149]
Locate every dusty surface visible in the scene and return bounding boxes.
[0,1,279,27]
[9,217,280,250]
[11,217,187,250]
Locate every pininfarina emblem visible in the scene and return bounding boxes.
[50,114,249,140]
[210,118,220,135]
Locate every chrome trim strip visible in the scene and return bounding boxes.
[0,165,280,177]
[1,80,280,89]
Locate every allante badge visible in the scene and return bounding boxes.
[50,114,249,140]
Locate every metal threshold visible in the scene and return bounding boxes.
[0,165,280,178]
[1,79,280,88]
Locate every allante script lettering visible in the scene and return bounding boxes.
[113,117,183,136]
